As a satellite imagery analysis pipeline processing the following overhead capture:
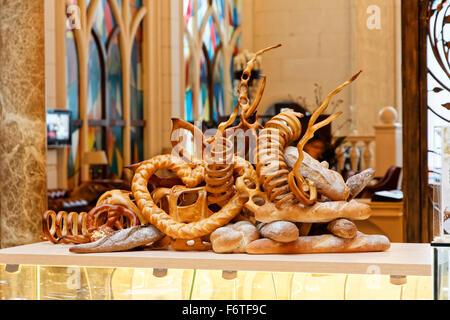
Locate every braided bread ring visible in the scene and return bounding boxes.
[132,154,248,239]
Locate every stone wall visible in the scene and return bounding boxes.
[248,0,401,136]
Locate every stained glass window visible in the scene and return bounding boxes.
[183,0,242,123]
[65,0,145,185]
[66,29,80,187]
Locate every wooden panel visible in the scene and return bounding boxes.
[401,0,430,243]
[0,242,432,276]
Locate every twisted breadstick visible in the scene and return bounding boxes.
[132,154,248,239]
[42,210,89,244]
[205,136,235,206]
[288,71,362,205]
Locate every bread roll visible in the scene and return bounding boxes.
[246,232,390,254]
[255,200,371,224]
[284,147,349,201]
[258,221,299,243]
[327,219,357,239]
[210,221,259,253]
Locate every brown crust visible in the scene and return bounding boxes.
[255,200,371,223]
[245,232,390,254]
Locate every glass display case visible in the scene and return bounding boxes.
[431,125,450,300]
[0,242,433,300]
[432,243,450,300]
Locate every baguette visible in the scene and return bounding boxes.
[69,225,164,253]
[346,168,375,200]
[246,232,390,254]
[284,147,349,201]
[255,200,371,223]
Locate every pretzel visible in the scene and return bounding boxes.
[60,204,140,243]
[151,186,214,251]
[132,154,247,239]
[97,189,146,224]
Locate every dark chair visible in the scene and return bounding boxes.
[359,166,402,198]
[47,179,131,213]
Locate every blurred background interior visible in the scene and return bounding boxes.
[0,0,448,248]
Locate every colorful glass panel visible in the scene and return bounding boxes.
[66,28,80,188]
[183,0,242,122]
[66,0,144,182]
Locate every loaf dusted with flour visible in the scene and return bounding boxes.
[258,221,299,243]
[346,168,375,200]
[246,232,390,254]
[255,200,371,224]
[70,225,164,253]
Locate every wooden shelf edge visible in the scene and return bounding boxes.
[0,242,432,277]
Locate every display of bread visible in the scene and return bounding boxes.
[41,45,390,256]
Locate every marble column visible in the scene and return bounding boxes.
[0,0,47,248]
